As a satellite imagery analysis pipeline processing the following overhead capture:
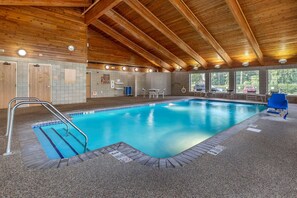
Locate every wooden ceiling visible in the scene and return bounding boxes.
[0,0,297,71]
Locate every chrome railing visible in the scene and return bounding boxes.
[4,100,88,155]
[5,97,69,136]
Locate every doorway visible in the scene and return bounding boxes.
[0,61,16,109]
[29,63,52,103]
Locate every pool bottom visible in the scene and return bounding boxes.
[24,108,263,169]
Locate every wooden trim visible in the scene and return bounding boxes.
[105,10,188,70]
[169,0,232,67]
[91,20,174,72]
[125,0,207,68]
[225,0,264,65]
[0,0,91,7]
[85,0,122,25]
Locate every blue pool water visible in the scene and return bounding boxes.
[34,100,266,159]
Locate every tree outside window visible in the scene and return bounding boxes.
[189,73,205,92]
[236,70,259,94]
[210,72,229,92]
[268,69,297,95]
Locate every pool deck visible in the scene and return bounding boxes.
[1,96,297,197]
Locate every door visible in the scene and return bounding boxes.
[86,72,91,98]
[29,63,51,103]
[0,61,16,109]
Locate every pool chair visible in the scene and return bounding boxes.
[142,88,146,98]
[267,93,288,119]
[158,88,166,98]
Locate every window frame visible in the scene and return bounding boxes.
[235,70,260,94]
[189,73,206,92]
[210,71,229,93]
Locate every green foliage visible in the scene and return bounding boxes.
[268,69,297,95]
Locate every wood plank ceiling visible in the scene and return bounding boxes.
[1,0,296,71]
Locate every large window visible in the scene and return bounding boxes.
[236,70,259,94]
[210,72,229,92]
[268,68,297,95]
[190,73,205,92]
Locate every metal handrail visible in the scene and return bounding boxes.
[5,97,69,136]
[4,101,88,155]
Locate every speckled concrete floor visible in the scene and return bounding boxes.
[1,97,297,197]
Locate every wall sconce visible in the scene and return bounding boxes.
[242,62,249,67]
[17,49,27,57]
[279,59,287,64]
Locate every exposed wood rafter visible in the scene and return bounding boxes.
[225,0,264,65]
[85,0,122,25]
[169,0,232,66]
[91,20,174,71]
[105,10,188,70]
[124,0,207,68]
[0,0,91,7]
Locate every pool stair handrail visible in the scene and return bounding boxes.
[4,100,88,156]
[5,97,69,136]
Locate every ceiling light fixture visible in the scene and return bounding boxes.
[17,49,27,57]
[0,49,5,53]
[134,67,139,72]
[214,64,221,69]
[242,62,249,67]
[149,69,153,73]
[105,65,110,70]
[279,59,287,64]
[122,66,127,71]
[68,45,75,52]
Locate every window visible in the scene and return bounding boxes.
[268,68,297,95]
[236,70,259,94]
[190,73,205,92]
[210,72,229,92]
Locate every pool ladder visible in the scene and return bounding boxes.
[4,97,88,156]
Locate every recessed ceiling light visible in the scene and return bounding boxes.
[122,66,127,71]
[279,59,287,64]
[17,49,27,57]
[214,64,221,69]
[134,67,139,72]
[105,65,110,70]
[68,45,75,52]
[242,62,249,67]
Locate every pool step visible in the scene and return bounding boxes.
[41,127,87,158]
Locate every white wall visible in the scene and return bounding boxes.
[145,72,171,95]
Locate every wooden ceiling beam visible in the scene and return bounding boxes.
[91,20,174,71]
[225,0,264,65]
[169,0,232,67]
[85,0,122,25]
[124,0,207,68]
[0,0,91,7]
[105,10,188,70]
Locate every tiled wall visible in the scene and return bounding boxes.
[87,69,145,97]
[146,73,171,95]
[0,56,86,105]
[86,69,172,98]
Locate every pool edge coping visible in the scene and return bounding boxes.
[18,98,266,170]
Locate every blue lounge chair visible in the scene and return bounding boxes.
[267,93,288,119]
